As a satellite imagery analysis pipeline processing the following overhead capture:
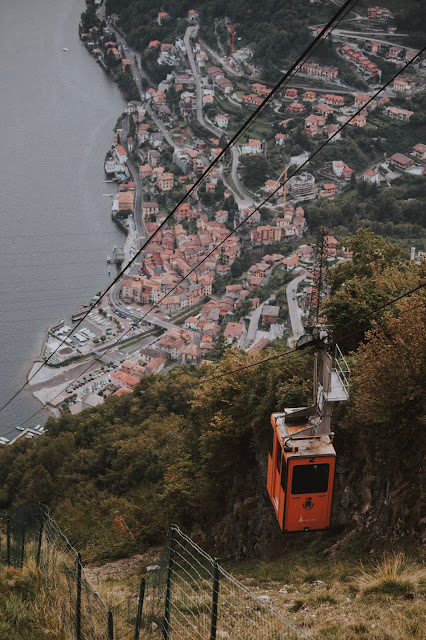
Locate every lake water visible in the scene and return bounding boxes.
[0,0,125,436]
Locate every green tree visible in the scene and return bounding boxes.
[241,156,270,191]
[324,229,420,352]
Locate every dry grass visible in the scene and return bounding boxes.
[2,540,424,640]
[353,552,426,596]
[0,561,68,640]
[0,540,112,640]
[224,549,426,640]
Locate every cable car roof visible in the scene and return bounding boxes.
[272,412,335,457]
[285,435,335,458]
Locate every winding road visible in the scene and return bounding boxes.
[286,274,306,346]
[241,301,266,349]
[184,26,254,209]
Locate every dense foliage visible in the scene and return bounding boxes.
[0,346,311,560]
[0,232,424,559]
[305,176,426,247]
[105,0,331,82]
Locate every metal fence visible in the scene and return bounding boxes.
[0,510,311,640]
[161,526,312,640]
[0,507,140,640]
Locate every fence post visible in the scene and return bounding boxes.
[134,577,145,640]
[108,610,114,640]
[76,553,82,640]
[210,559,221,640]
[6,516,11,567]
[162,526,177,640]
[36,519,44,567]
[20,523,26,568]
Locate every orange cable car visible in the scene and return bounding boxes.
[267,333,350,532]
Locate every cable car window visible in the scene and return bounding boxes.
[280,458,287,491]
[291,464,329,494]
[275,447,282,474]
[269,433,274,458]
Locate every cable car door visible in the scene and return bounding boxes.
[284,457,335,532]
[267,434,285,528]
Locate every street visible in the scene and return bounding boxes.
[286,274,306,346]
[241,301,266,349]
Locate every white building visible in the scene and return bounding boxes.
[240,139,262,154]
[215,114,229,128]
[332,160,345,177]
[114,145,127,164]
[363,169,380,184]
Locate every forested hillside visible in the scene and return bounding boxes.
[305,177,426,250]
[0,232,424,561]
[105,0,332,81]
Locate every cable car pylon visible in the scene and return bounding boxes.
[267,231,350,531]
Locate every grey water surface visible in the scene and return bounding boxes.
[0,0,125,435]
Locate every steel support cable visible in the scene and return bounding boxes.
[92,47,426,339]
[1,198,420,295]
[0,0,360,415]
[6,48,424,425]
[185,282,426,389]
[25,42,420,412]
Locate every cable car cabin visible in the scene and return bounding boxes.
[267,335,350,532]
[267,411,336,532]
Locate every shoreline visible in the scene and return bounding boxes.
[25,29,141,419]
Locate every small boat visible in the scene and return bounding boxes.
[107,255,112,263]
[63,47,69,51]
[102,193,114,197]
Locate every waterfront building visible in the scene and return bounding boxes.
[118,191,134,212]
[114,145,127,164]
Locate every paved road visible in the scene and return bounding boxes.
[241,301,266,349]
[198,37,242,78]
[332,28,411,49]
[230,147,255,208]
[184,26,254,209]
[184,26,224,137]
[121,116,146,252]
[286,274,306,346]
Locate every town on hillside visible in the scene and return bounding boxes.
[22,0,423,422]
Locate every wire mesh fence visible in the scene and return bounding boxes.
[162,526,312,640]
[0,507,112,639]
[0,510,311,640]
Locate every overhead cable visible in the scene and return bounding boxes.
[15,49,425,422]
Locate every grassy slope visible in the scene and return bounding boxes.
[1,537,424,639]
[87,538,425,640]
[0,562,67,640]
[226,545,426,639]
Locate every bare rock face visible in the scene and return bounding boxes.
[203,439,424,559]
[85,552,162,581]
